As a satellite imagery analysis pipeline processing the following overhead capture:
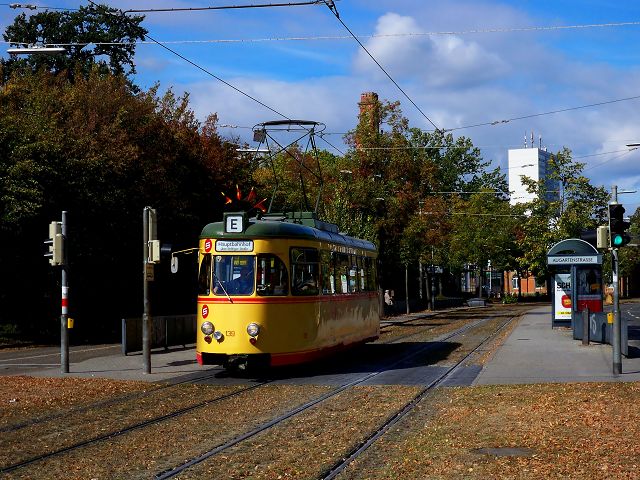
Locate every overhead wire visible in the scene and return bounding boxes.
[5,4,639,137]
[85,0,294,123]
[124,1,327,14]
[2,2,76,10]
[7,1,639,169]
[445,94,640,133]
[582,148,635,172]
[322,1,440,132]
[6,3,639,35]
[5,19,639,44]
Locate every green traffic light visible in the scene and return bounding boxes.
[613,234,624,246]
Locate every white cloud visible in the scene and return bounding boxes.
[353,12,507,88]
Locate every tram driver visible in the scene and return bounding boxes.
[215,263,254,295]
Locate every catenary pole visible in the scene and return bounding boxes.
[142,207,151,374]
[611,185,622,374]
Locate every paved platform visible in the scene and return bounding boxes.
[474,304,640,385]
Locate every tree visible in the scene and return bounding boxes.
[2,3,147,81]
[0,68,244,339]
[516,148,609,279]
[331,97,506,300]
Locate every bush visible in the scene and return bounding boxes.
[502,293,518,304]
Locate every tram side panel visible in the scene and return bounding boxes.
[330,293,380,346]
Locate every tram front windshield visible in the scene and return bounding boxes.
[213,255,255,296]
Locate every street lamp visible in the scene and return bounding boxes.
[7,45,66,55]
[236,148,270,154]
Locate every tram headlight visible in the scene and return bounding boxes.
[201,321,214,336]
[246,323,260,337]
[213,331,224,342]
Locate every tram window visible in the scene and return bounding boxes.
[256,254,289,296]
[363,257,376,291]
[291,248,319,296]
[320,251,334,294]
[357,256,365,291]
[212,255,255,296]
[198,253,212,295]
[348,255,359,293]
[335,253,350,294]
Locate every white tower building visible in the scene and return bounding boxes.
[508,138,558,206]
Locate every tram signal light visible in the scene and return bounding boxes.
[609,203,631,248]
[44,221,64,265]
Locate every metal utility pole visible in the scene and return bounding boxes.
[405,264,410,314]
[60,211,69,374]
[610,185,622,375]
[44,211,70,373]
[142,207,153,374]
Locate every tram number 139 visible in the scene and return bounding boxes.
[225,330,236,337]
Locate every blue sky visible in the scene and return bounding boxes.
[3,1,640,211]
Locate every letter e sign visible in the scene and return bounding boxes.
[225,215,243,233]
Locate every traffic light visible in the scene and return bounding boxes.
[44,221,64,265]
[580,227,611,249]
[609,203,631,248]
[596,226,610,249]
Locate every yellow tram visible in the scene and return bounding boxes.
[196,211,380,369]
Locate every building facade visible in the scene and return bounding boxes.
[508,146,556,206]
[505,141,559,296]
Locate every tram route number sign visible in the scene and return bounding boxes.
[225,214,244,233]
[216,240,254,252]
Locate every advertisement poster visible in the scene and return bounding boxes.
[554,273,572,320]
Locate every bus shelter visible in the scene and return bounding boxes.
[547,238,628,354]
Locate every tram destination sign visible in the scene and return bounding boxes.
[547,254,602,265]
[216,240,254,252]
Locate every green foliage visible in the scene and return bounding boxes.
[501,293,518,304]
[1,3,147,81]
[0,69,242,336]
[516,148,609,278]
[322,98,508,293]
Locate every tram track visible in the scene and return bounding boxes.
[320,313,518,479]
[0,368,228,434]
[153,309,521,479]
[1,306,524,478]
[0,378,269,474]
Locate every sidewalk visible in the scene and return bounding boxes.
[16,345,212,384]
[474,304,640,385]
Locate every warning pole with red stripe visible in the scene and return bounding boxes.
[60,211,69,374]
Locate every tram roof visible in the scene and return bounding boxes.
[201,211,377,252]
